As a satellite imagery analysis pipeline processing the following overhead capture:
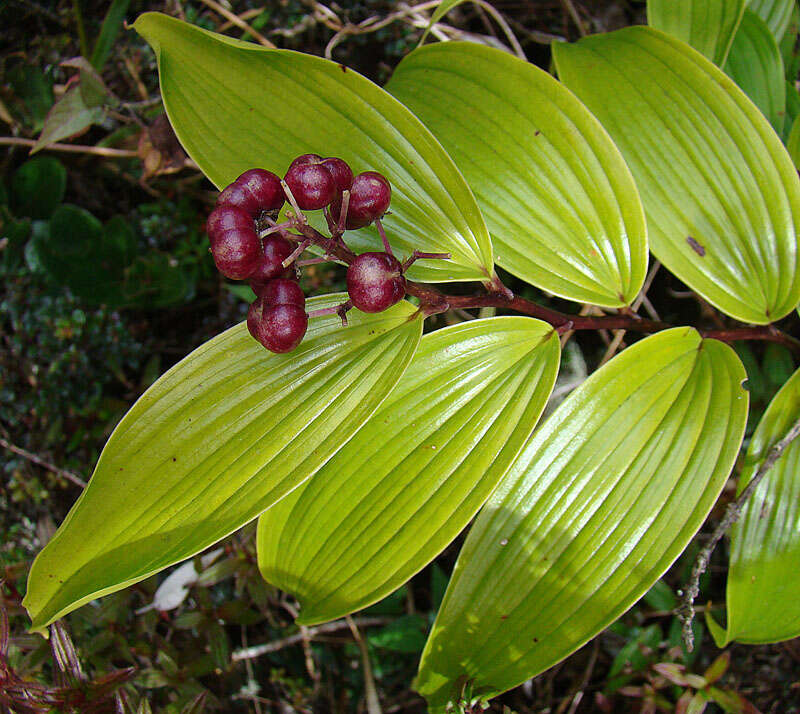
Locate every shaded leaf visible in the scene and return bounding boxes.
[23,296,423,632]
[367,615,428,653]
[10,156,66,220]
[749,0,795,38]
[647,0,746,65]
[257,317,559,624]
[134,12,494,284]
[710,365,800,644]
[387,42,647,307]
[91,0,132,71]
[724,9,786,134]
[415,328,748,711]
[32,86,105,153]
[554,27,800,324]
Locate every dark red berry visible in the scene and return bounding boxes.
[248,236,295,291]
[285,163,337,210]
[320,157,353,192]
[346,251,406,313]
[247,300,308,353]
[206,204,253,245]
[260,278,305,308]
[210,230,261,280]
[216,168,284,216]
[332,171,391,229]
[289,153,323,169]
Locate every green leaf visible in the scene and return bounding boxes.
[787,114,800,168]
[31,86,105,153]
[724,9,786,134]
[779,3,800,78]
[749,0,795,38]
[420,0,471,45]
[647,0,746,65]
[133,12,494,284]
[415,328,748,711]
[554,27,800,325]
[367,614,428,653]
[91,0,132,71]
[10,157,66,220]
[386,42,647,308]
[23,296,422,633]
[784,81,800,141]
[709,365,800,645]
[256,317,560,625]
[7,65,54,132]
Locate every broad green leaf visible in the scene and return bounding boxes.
[23,296,422,633]
[779,3,800,78]
[386,42,647,308]
[787,115,800,167]
[724,10,786,134]
[257,317,560,624]
[133,12,494,284]
[416,328,748,711]
[749,0,795,38]
[647,0,746,65]
[784,81,800,141]
[554,27,800,324]
[708,365,800,645]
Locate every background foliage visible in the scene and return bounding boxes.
[2,1,800,712]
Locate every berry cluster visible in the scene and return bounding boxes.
[206,155,448,353]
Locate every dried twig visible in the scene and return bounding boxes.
[677,414,800,650]
[0,437,87,488]
[0,136,138,158]
[231,616,390,661]
[198,0,276,47]
[347,615,382,714]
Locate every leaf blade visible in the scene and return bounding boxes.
[415,328,748,711]
[387,42,647,308]
[647,0,746,65]
[717,365,800,644]
[257,317,560,624]
[23,296,422,632]
[553,26,800,324]
[133,12,494,283]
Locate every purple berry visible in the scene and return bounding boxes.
[332,171,391,229]
[206,205,261,279]
[320,157,353,192]
[248,236,295,291]
[284,163,337,210]
[206,204,253,245]
[288,153,323,170]
[260,278,305,308]
[216,169,284,216]
[346,251,406,313]
[247,300,308,353]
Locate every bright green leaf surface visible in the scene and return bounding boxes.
[787,115,800,167]
[133,12,493,284]
[709,365,800,644]
[554,27,800,324]
[387,42,647,308]
[257,317,560,625]
[647,0,746,65]
[416,328,748,711]
[749,0,795,38]
[724,10,786,134]
[23,296,422,633]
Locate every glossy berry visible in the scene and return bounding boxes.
[346,251,406,313]
[217,169,284,217]
[285,163,337,210]
[206,205,261,279]
[320,157,353,192]
[260,278,305,308]
[333,171,391,229]
[248,236,296,291]
[288,153,323,169]
[247,300,308,353]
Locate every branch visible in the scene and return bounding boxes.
[0,438,87,488]
[677,414,800,651]
[230,616,390,662]
[0,137,138,158]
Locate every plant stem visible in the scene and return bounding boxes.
[294,223,800,353]
[676,414,800,651]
